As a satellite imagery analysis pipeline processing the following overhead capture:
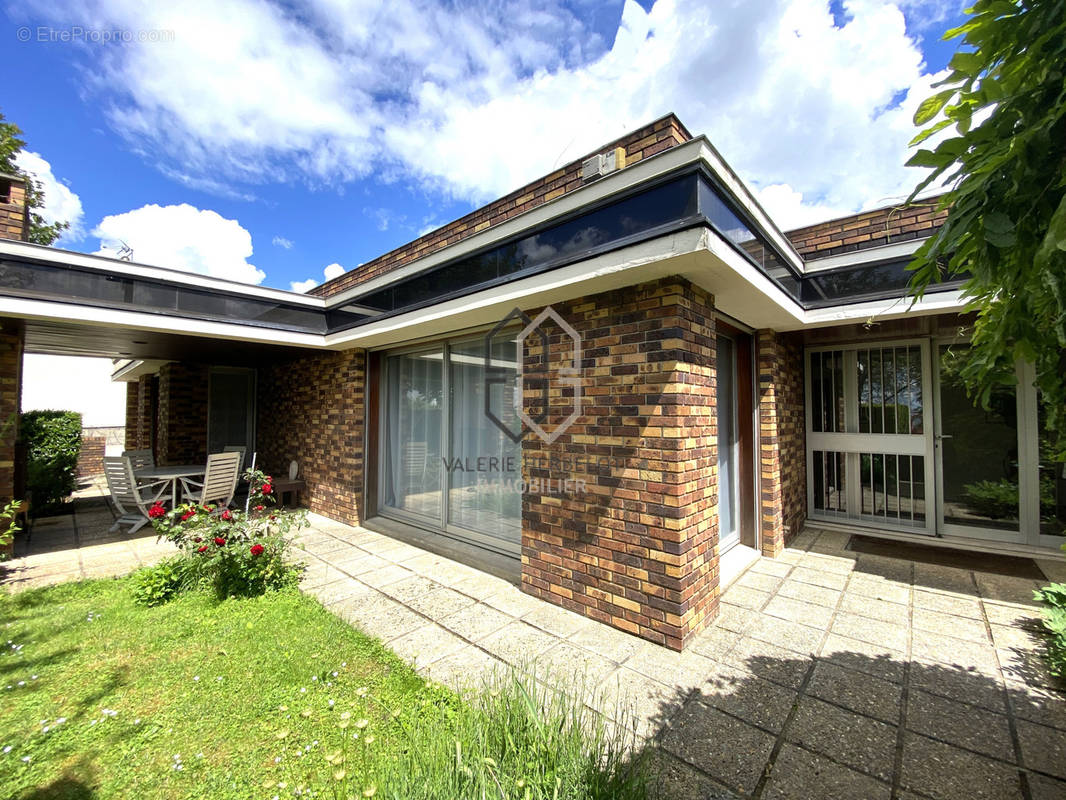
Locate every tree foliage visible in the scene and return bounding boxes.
[0,110,68,245]
[906,0,1066,455]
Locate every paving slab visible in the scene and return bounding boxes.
[11,504,1066,800]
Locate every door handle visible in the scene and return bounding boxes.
[935,434,953,441]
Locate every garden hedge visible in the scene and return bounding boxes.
[20,409,82,514]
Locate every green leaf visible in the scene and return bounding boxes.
[984,211,1014,235]
[1036,194,1066,267]
[906,149,953,169]
[910,118,954,146]
[948,51,985,76]
[914,89,957,125]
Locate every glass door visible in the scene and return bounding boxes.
[717,335,740,553]
[381,348,445,522]
[446,335,521,552]
[208,367,255,454]
[378,335,521,557]
[805,342,935,534]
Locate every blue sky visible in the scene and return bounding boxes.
[2,0,967,293]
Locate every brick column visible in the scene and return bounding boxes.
[757,330,807,557]
[0,325,22,557]
[521,277,719,651]
[124,375,158,452]
[156,363,208,465]
[0,175,29,242]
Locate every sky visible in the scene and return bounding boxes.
[1,0,968,294]
[22,354,127,426]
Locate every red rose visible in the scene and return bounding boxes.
[255,505,265,512]
[181,510,195,522]
[262,484,272,494]
[148,502,166,519]
[213,537,226,546]
[269,515,277,521]
[221,509,233,521]
[194,537,202,543]
[250,544,264,556]
[197,545,208,553]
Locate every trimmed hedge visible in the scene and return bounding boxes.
[20,410,82,513]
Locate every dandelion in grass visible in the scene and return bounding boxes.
[363,786,377,798]
[354,718,369,730]
[333,769,346,781]
[356,686,368,698]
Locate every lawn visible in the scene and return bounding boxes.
[0,577,649,799]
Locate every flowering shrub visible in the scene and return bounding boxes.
[150,501,306,599]
[141,468,307,602]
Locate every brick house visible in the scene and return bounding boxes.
[0,115,1061,649]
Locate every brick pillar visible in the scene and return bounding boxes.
[0,175,29,242]
[124,376,157,452]
[757,330,807,557]
[521,277,719,651]
[0,325,23,557]
[156,363,208,465]
[124,382,141,449]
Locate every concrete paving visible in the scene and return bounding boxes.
[0,484,176,591]
[5,495,1066,799]
[292,518,1066,800]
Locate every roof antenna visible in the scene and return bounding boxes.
[552,135,578,169]
[117,241,133,261]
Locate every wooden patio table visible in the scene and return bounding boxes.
[135,464,206,508]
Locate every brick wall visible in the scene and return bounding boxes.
[310,115,692,298]
[0,326,22,557]
[77,435,106,478]
[521,277,719,651]
[786,196,947,259]
[757,330,807,557]
[0,175,28,242]
[156,363,208,465]
[124,378,157,452]
[257,350,366,526]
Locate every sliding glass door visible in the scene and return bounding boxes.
[379,334,521,555]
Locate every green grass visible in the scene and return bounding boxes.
[0,578,650,799]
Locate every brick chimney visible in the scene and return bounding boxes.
[0,173,30,242]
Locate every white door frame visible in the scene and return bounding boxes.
[805,339,936,535]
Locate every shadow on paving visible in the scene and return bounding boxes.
[637,646,1066,800]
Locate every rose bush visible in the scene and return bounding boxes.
[136,468,307,603]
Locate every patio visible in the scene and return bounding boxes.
[4,498,1066,799]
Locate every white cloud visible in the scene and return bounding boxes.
[272,235,294,249]
[323,262,346,280]
[91,203,266,284]
[290,261,348,293]
[13,151,85,240]
[34,0,956,225]
[289,277,319,292]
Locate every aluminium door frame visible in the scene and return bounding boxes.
[377,339,521,558]
[932,337,1036,546]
